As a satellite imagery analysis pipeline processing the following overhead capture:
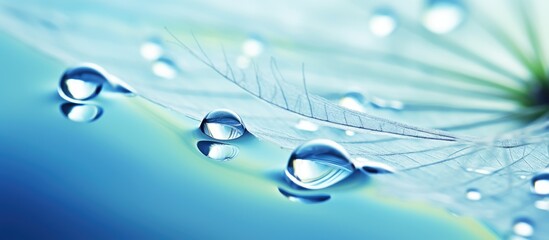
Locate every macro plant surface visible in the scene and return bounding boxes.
[1,0,548,238]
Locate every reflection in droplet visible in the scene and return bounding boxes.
[355,157,394,174]
[286,139,355,190]
[197,141,239,161]
[465,188,482,201]
[534,198,549,211]
[140,37,164,61]
[278,187,330,204]
[369,8,398,37]
[58,65,106,101]
[422,0,466,34]
[531,170,549,195]
[295,120,319,132]
[512,218,534,237]
[242,36,264,57]
[339,92,366,112]
[152,57,179,79]
[60,103,103,123]
[345,130,355,136]
[200,109,246,140]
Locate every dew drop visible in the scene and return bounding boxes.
[369,8,398,37]
[140,37,164,61]
[465,188,482,201]
[60,103,103,123]
[58,65,106,101]
[295,119,319,132]
[152,57,179,79]
[531,170,549,195]
[512,218,534,237]
[200,109,246,140]
[278,187,330,204]
[285,139,355,190]
[339,92,366,112]
[422,0,466,34]
[242,36,264,57]
[197,141,239,161]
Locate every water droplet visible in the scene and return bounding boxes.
[200,109,246,140]
[60,103,103,123]
[422,0,466,34]
[369,8,398,37]
[285,139,355,190]
[339,92,366,112]
[512,218,534,237]
[278,187,330,204]
[295,120,319,132]
[242,36,264,57]
[197,141,239,161]
[465,188,482,201]
[152,57,179,79]
[531,170,549,195]
[534,198,549,211]
[355,157,395,174]
[140,37,164,61]
[58,65,106,101]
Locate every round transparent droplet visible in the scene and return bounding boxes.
[465,188,482,201]
[422,0,466,34]
[200,109,246,140]
[140,37,164,61]
[531,170,549,195]
[58,65,107,101]
[512,218,534,237]
[278,187,330,204]
[339,92,366,112]
[152,57,179,79]
[196,141,239,161]
[285,139,355,190]
[60,103,103,123]
[369,8,398,37]
[242,35,264,57]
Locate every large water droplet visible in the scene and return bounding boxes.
[285,139,355,190]
[197,141,239,161]
[512,218,534,237]
[152,57,179,79]
[140,37,164,61]
[242,35,264,57]
[369,8,398,37]
[339,92,366,112]
[465,188,482,201]
[531,170,549,195]
[200,109,246,140]
[278,187,330,204]
[58,65,106,101]
[422,0,466,34]
[60,103,103,123]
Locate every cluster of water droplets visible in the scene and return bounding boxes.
[140,37,180,79]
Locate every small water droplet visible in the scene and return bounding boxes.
[278,187,330,204]
[242,36,264,57]
[531,170,549,195]
[285,139,355,190]
[58,65,107,101]
[152,57,179,79]
[369,8,398,37]
[200,109,246,140]
[422,0,466,34]
[295,120,319,132]
[355,157,395,174]
[197,141,239,161]
[465,188,482,201]
[512,218,534,237]
[534,198,549,211]
[339,92,366,112]
[140,37,164,61]
[60,103,103,123]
